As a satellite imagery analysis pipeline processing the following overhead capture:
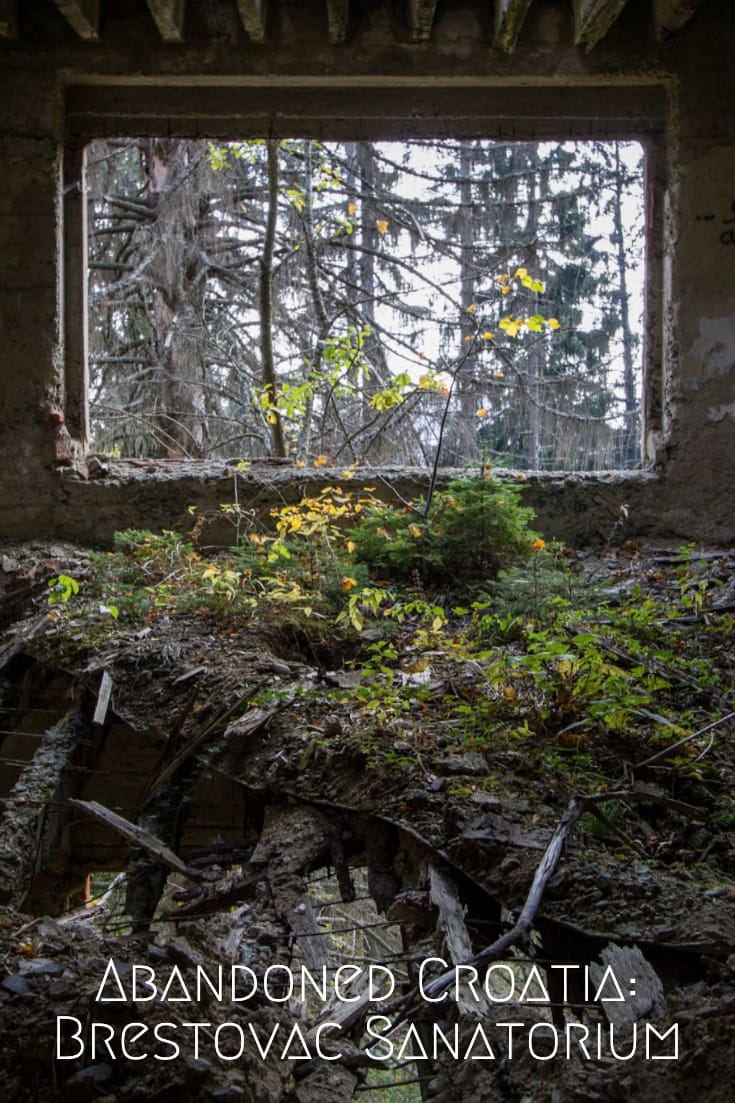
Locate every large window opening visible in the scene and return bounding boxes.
[85,137,645,471]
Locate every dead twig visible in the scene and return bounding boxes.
[634,711,735,771]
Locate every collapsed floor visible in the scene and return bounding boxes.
[0,538,734,1102]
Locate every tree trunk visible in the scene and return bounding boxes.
[260,139,288,458]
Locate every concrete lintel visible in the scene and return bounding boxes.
[145,0,186,43]
[572,0,630,53]
[408,0,439,43]
[326,0,350,45]
[652,0,703,37]
[52,0,99,40]
[494,0,533,54]
[0,0,18,38]
[236,0,267,42]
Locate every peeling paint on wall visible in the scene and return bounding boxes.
[708,402,735,423]
[686,315,735,388]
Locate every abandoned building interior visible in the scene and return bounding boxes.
[1,2,735,1101]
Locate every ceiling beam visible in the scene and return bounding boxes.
[236,0,267,42]
[326,0,350,45]
[407,0,439,43]
[571,0,630,52]
[145,0,186,43]
[494,0,533,53]
[652,0,703,37]
[52,0,99,40]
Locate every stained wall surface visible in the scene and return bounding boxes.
[0,0,733,545]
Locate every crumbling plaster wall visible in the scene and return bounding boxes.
[0,0,733,546]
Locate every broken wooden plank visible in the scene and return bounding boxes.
[326,0,350,44]
[0,0,18,38]
[0,714,85,907]
[254,804,333,972]
[92,671,113,728]
[653,0,703,37]
[420,795,584,1004]
[142,705,274,808]
[145,0,186,43]
[407,0,438,42]
[236,0,267,41]
[52,0,99,40]
[69,798,199,881]
[590,944,665,1025]
[0,615,50,675]
[430,863,490,1013]
[493,0,533,53]
[572,0,629,52]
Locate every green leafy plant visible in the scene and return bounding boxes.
[349,476,541,587]
[47,574,79,605]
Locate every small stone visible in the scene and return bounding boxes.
[87,456,109,478]
[168,937,204,969]
[392,740,412,754]
[439,751,489,776]
[704,886,727,898]
[19,957,64,977]
[431,776,447,792]
[0,555,18,573]
[2,974,30,995]
[212,1087,243,1101]
[185,1056,211,1079]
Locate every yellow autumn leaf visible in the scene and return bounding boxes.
[466,303,477,314]
[493,370,505,378]
[346,540,356,554]
[295,459,305,467]
[515,267,528,279]
[464,335,474,342]
[376,219,389,235]
[476,408,489,418]
[483,331,495,340]
[342,576,357,591]
[347,202,357,215]
[341,469,355,479]
[313,455,328,467]
[408,523,422,538]
[501,285,511,295]
[548,318,561,330]
[531,538,546,550]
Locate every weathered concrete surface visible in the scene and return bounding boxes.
[44,461,669,548]
[0,0,733,544]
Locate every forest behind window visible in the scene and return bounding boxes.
[86,137,644,470]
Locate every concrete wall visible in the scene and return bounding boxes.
[0,0,733,545]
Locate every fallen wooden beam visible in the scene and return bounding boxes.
[430,863,490,1013]
[236,0,267,41]
[653,0,703,37]
[0,615,50,675]
[52,0,99,40]
[145,0,186,43]
[253,804,334,972]
[493,0,533,53]
[407,0,438,43]
[92,671,113,728]
[326,0,350,44]
[571,0,629,52]
[0,714,85,907]
[69,798,200,881]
